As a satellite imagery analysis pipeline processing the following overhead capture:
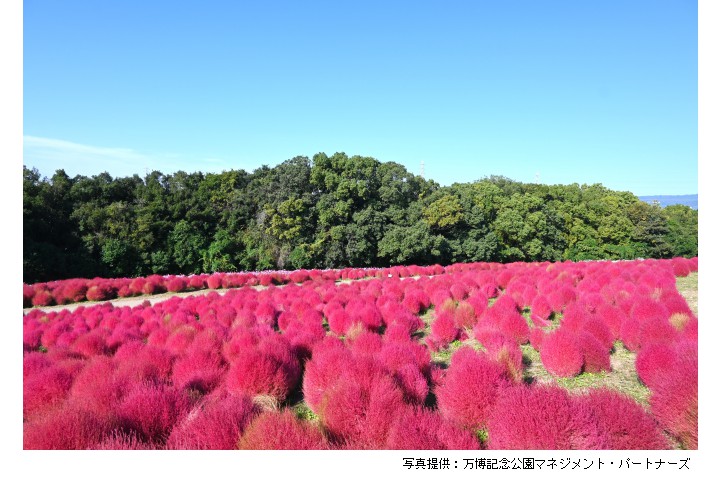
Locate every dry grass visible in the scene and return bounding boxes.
[519,341,652,406]
[676,272,698,315]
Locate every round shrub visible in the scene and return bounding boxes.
[385,406,480,450]
[540,328,583,378]
[166,392,259,449]
[238,410,329,450]
[116,381,193,445]
[435,347,512,430]
[487,384,608,449]
[577,388,670,449]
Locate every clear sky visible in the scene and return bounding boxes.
[23,0,697,196]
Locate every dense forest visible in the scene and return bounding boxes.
[23,153,698,283]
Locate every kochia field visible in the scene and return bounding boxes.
[23,257,698,450]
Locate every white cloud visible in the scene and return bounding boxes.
[23,136,238,178]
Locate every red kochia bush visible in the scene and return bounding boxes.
[23,351,52,380]
[304,339,407,448]
[24,404,113,450]
[540,328,583,378]
[68,355,128,418]
[302,337,352,409]
[578,388,671,449]
[635,342,681,389]
[385,406,481,450]
[171,350,225,394]
[547,285,576,312]
[631,297,670,326]
[671,257,692,277]
[378,340,431,404]
[206,274,224,290]
[70,330,108,357]
[453,301,477,329]
[32,289,54,307]
[430,310,460,346]
[581,316,614,350]
[225,333,301,402]
[435,347,512,430]
[326,307,352,336]
[578,332,611,374]
[529,328,545,351]
[116,381,193,445]
[23,283,35,307]
[477,294,530,344]
[59,279,88,304]
[595,303,626,339]
[164,325,198,355]
[487,384,608,449]
[23,325,43,351]
[23,365,76,420]
[95,430,157,449]
[166,276,187,293]
[380,303,422,336]
[346,297,383,331]
[530,295,552,326]
[402,289,429,314]
[114,342,175,384]
[482,333,524,382]
[86,282,115,301]
[649,344,698,449]
[238,410,329,450]
[317,370,406,448]
[166,392,259,449]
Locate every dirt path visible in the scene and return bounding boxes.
[22,276,387,315]
[23,287,244,314]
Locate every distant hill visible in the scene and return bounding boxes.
[638,194,697,209]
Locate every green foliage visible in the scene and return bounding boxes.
[203,229,242,273]
[628,201,672,258]
[22,156,698,283]
[663,204,698,257]
[378,222,448,265]
[101,238,138,277]
[168,220,207,274]
[423,194,463,230]
[265,197,308,242]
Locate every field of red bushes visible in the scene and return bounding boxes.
[22,257,698,450]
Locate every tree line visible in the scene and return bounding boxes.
[23,152,698,283]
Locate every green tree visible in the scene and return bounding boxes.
[628,201,672,258]
[423,194,463,230]
[663,204,698,257]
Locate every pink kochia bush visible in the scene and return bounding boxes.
[487,385,608,449]
[645,341,698,449]
[225,332,301,402]
[475,294,529,345]
[24,403,113,450]
[385,406,480,450]
[116,381,193,445]
[540,328,583,377]
[428,310,460,349]
[303,338,407,448]
[67,355,129,418]
[23,363,76,420]
[577,332,611,374]
[435,347,513,430]
[576,389,670,450]
[167,392,259,449]
[635,340,697,390]
[238,410,329,450]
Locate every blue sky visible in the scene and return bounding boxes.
[23,0,697,196]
